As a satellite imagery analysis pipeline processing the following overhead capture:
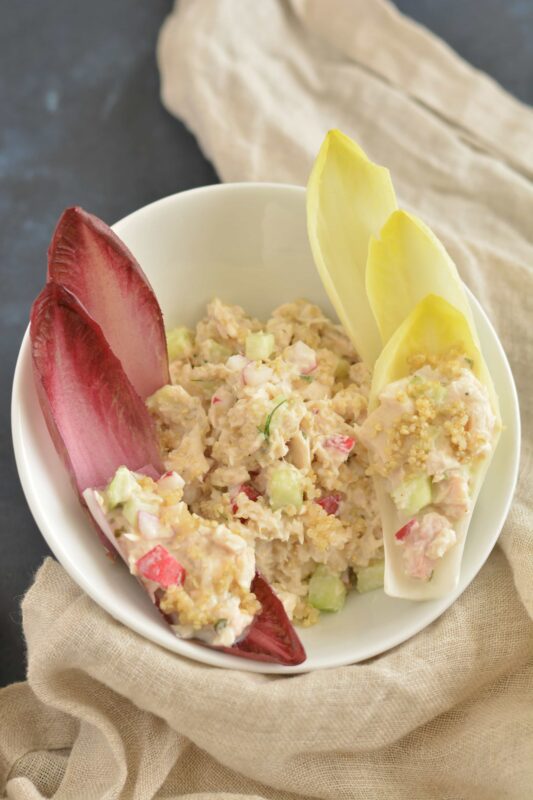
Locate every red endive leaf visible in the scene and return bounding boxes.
[47,207,169,399]
[30,282,163,495]
[222,573,307,666]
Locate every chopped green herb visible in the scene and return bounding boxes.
[214,619,228,632]
[259,397,287,439]
[300,375,314,382]
[465,357,474,369]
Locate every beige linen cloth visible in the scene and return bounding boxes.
[2,1,533,798]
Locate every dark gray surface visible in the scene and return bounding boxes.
[1,1,531,687]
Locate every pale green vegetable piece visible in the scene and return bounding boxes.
[106,466,139,508]
[356,561,385,593]
[391,475,432,516]
[334,357,350,380]
[370,294,501,601]
[267,463,303,511]
[307,130,397,366]
[308,565,347,612]
[366,210,477,347]
[122,497,158,528]
[204,339,232,364]
[166,326,194,360]
[246,332,275,361]
[425,383,446,405]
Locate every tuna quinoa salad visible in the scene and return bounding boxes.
[92,298,385,647]
[92,296,498,648]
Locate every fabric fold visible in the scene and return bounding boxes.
[290,0,533,177]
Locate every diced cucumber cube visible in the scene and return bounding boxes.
[166,326,194,360]
[427,383,446,404]
[334,358,350,380]
[308,565,346,612]
[267,463,303,511]
[392,475,432,515]
[205,339,232,364]
[106,466,139,508]
[246,332,275,361]
[355,560,384,593]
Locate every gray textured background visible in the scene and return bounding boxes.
[1,1,532,686]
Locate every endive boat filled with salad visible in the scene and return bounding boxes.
[29,130,500,666]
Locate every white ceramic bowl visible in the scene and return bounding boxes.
[12,184,520,673]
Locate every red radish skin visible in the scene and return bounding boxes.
[136,545,186,588]
[316,493,342,515]
[220,573,306,666]
[324,434,356,453]
[395,519,417,541]
[30,282,163,494]
[47,207,169,399]
[231,483,261,514]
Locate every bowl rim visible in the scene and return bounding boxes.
[12,182,521,673]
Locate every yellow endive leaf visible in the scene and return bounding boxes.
[370,294,498,416]
[369,294,501,600]
[366,209,477,347]
[307,130,397,366]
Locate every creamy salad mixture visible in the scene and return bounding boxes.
[359,351,496,581]
[94,299,384,646]
[93,300,495,647]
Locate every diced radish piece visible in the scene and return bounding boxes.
[241,484,261,502]
[394,519,417,541]
[243,362,273,386]
[30,283,162,494]
[316,493,342,515]
[138,511,163,540]
[285,341,317,374]
[324,434,356,453]
[226,355,248,372]
[222,573,306,666]
[136,545,186,588]
[231,483,261,514]
[47,207,169,399]
[157,471,185,492]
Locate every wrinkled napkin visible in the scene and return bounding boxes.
[2,1,532,798]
